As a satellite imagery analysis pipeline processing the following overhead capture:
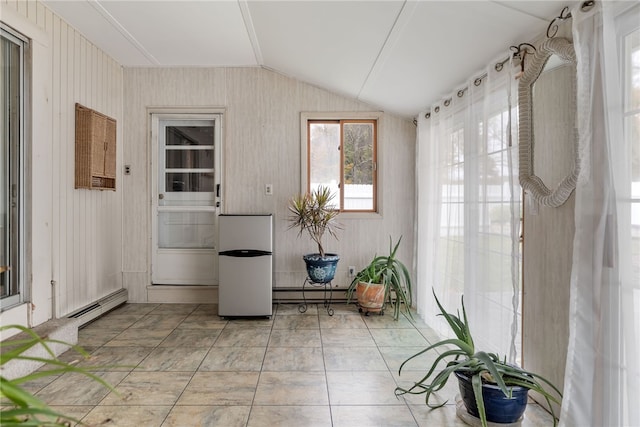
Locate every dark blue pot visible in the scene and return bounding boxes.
[455,370,529,424]
[303,253,339,283]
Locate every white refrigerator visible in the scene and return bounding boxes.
[218,214,273,318]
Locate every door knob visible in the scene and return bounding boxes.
[159,194,164,200]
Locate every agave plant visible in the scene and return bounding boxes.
[346,236,413,320]
[1,324,114,426]
[287,185,341,258]
[395,290,562,427]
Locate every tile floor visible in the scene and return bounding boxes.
[22,302,556,426]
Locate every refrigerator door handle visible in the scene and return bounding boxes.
[219,249,272,257]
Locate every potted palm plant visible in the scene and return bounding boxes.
[346,236,413,320]
[395,290,562,426]
[287,185,342,283]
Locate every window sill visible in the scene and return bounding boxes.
[338,211,382,220]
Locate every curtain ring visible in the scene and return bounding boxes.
[434,106,440,113]
[580,0,595,12]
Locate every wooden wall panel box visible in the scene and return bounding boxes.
[75,103,116,190]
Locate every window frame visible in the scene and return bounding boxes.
[0,23,28,311]
[300,112,381,217]
[616,4,640,379]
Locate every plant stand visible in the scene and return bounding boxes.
[298,277,334,316]
[455,395,523,427]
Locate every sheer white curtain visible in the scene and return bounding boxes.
[560,2,640,426]
[415,57,521,360]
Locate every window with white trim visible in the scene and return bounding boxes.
[620,5,640,365]
[302,113,379,213]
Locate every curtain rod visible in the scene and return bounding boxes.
[547,0,595,38]
[422,43,536,124]
[420,41,536,121]
[416,0,596,123]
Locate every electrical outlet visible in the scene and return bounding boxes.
[348,266,355,277]
[265,184,273,195]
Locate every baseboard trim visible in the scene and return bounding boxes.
[67,289,128,326]
[145,285,351,304]
[147,285,218,303]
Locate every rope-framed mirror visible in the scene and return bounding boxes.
[518,37,578,208]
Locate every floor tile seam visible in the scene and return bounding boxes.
[88,366,141,411]
[328,402,417,407]
[270,325,321,332]
[248,404,330,407]
[82,342,150,375]
[359,315,394,382]
[153,368,200,426]
[147,304,199,316]
[207,319,230,349]
[314,304,334,427]
[266,345,322,350]
[249,403,334,407]
[191,333,233,374]
[129,314,189,330]
[104,317,182,347]
[89,403,175,407]
[246,308,278,425]
[374,314,424,385]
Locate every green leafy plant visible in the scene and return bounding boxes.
[287,185,341,258]
[1,324,114,426]
[395,290,562,427]
[346,236,413,320]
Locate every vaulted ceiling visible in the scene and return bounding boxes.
[42,0,578,119]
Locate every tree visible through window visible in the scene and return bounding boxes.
[307,119,377,212]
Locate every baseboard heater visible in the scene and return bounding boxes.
[272,287,349,303]
[67,288,128,326]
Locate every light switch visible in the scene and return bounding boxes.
[265,184,273,195]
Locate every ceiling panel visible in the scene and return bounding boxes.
[359,1,570,116]
[248,1,404,100]
[40,0,582,118]
[100,1,257,66]
[43,0,157,66]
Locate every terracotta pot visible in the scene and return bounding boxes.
[356,281,385,312]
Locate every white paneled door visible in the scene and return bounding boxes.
[151,114,222,285]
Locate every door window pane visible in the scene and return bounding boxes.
[158,211,215,248]
[166,126,213,146]
[165,172,214,192]
[166,149,214,169]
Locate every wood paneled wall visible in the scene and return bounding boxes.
[123,67,416,302]
[3,0,124,318]
[522,63,576,411]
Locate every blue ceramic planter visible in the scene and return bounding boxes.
[303,253,339,283]
[455,370,529,424]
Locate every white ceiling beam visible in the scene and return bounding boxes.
[90,0,160,65]
[357,0,418,101]
[238,0,264,65]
